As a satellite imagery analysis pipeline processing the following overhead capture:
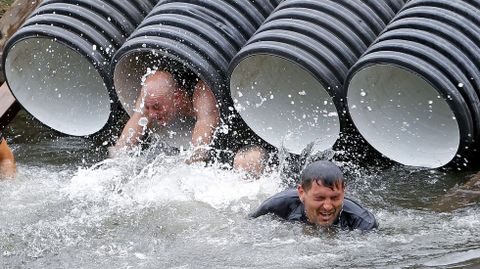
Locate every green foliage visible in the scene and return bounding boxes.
[0,0,15,5]
[0,0,14,18]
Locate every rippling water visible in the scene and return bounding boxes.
[1,112,479,268]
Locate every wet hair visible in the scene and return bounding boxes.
[300,160,345,191]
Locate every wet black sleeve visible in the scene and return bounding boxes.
[352,209,378,231]
[250,189,299,220]
[342,198,379,231]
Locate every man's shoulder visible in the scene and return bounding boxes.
[250,189,301,219]
[260,189,300,208]
[343,198,367,212]
[341,198,378,231]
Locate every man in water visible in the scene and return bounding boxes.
[0,132,15,178]
[233,145,270,178]
[112,69,220,162]
[250,160,378,231]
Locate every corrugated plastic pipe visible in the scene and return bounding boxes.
[229,0,406,155]
[345,0,480,168]
[2,0,157,136]
[111,0,282,148]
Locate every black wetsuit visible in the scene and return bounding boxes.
[250,189,378,231]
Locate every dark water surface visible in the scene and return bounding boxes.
[1,112,479,268]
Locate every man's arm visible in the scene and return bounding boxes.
[189,80,220,161]
[0,138,15,178]
[115,112,145,148]
[111,89,148,154]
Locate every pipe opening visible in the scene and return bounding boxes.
[347,64,460,168]
[113,50,202,148]
[113,50,202,115]
[4,38,110,136]
[230,54,340,155]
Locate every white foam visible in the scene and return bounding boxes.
[63,153,282,211]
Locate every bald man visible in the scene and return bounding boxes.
[113,70,220,162]
[233,145,269,178]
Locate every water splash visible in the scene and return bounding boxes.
[64,148,282,211]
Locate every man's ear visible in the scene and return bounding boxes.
[297,184,305,203]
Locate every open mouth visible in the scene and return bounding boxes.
[319,211,335,222]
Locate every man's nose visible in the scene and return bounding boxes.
[322,200,333,211]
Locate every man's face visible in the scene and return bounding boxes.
[298,180,345,226]
[143,91,176,126]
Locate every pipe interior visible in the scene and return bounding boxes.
[113,51,196,149]
[114,51,159,116]
[347,64,460,168]
[230,54,340,155]
[4,38,110,136]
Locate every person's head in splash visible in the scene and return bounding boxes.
[297,160,345,226]
[112,59,220,164]
[233,145,269,179]
[141,70,191,127]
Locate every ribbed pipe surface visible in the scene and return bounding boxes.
[111,0,281,148]
[346,0,480,168]
[2,0,156,136]
[229,0,406,155]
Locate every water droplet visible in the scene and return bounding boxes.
[138,117,148,127]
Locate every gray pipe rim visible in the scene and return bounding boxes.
[112,43,227,117]
[346,57,473,168]
[3,30,112,136]
[230,51,340,155]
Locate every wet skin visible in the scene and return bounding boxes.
[298,181,345,226]
[143,91,177,127]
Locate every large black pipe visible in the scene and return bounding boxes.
[228,0,406,155]
[111,0,282,149]
[2,0,157,136]
[345,0,480,168]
